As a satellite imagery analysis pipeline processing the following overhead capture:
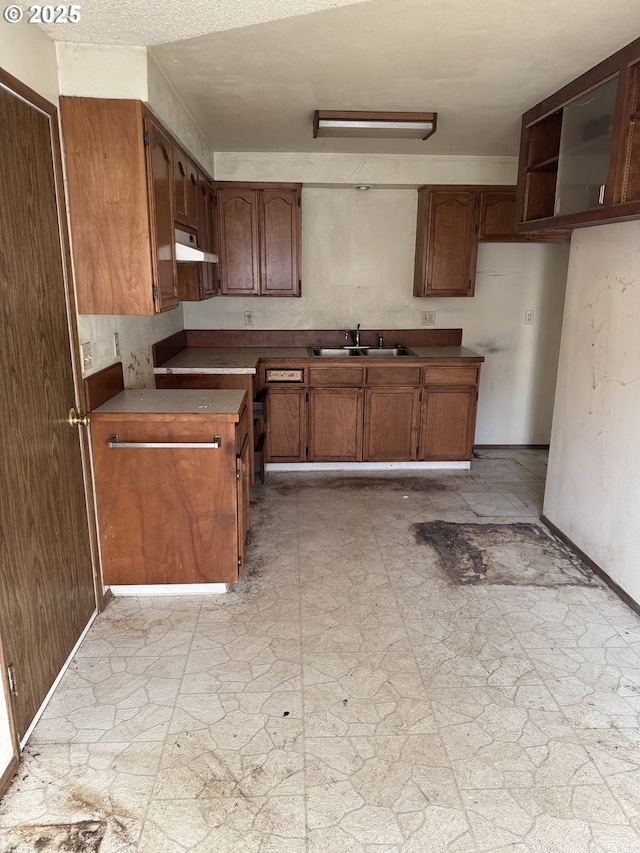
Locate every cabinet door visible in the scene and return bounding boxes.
[266,389,306,462]
[173,147,189,224]
[479,189,571,244]
[260,189,301,296]
[308,388,363,462]
[90,418,238,585]
[419,388,477,461]
[364,387,419,461]
[146,118,178,313]
[217,187,260,295]
[414,187,478,297]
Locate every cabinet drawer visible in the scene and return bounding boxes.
[423,365,478,386]
[308,366,365,387]
[366,366,421,386]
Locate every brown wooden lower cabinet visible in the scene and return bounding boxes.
[262,361,482,465]
[419,388,477,461]
[363,387,420,461]
[89,391,249,586]
[266,388,306,462]
[308,388,363,461]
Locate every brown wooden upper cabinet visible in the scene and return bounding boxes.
[177,173,218,302]
[414,184,570,297]
[516,37,640,232]
[173,148,198,229]
[61,98,180,315]
[216,183,302,297]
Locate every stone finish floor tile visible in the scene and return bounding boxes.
[4,450,640,851]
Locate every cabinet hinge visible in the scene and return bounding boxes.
[297,197,301,207]
[236,470,241,481]
[7,664,17,697]
[474,224,479,234]
[305,392,309,402]
[473,196,481,209]
[152,284,158,301]
[476,391,479,401]
[143,130,149,147]
[237,557,242,568]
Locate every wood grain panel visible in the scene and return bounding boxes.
[146,117,178,312]
[308,367,365,387]
[218,188,260,294]
[90,418,239,585]
[260,189,301,296]
[84,362,125,411]
[183,328,463,349]
[266,389,306,462]
[366,366,421,386]
[60,98,154,315]
[364,387,419,461]
[308,388,363,461]
[419,389,477,460]
[152,331,188,366]
[424,365,479,385]
[1,79,96,739]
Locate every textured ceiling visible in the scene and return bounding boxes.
[33,0,640,156]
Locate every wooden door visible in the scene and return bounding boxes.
[0,73,97,741]
[309,388,363,462]
[419,388,477,461]
[217,187,260,295]
[266,389,306,462]
[364,387,419,461]
[146,117,178,312]
[260,189,301,296]
[414,187,479,297]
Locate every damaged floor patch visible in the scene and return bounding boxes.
[414,521,603,587]
[3,820,106,852]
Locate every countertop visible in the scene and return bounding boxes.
[92,389,247,416]
[154,346,484,375]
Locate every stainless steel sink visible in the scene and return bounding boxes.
[308,347,364,357]
[363,347,416,357]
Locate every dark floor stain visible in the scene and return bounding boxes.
[270,476,450,496]
[3,820,106,852]
[414,521,603,587]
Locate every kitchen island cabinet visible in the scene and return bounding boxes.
[89,389,249,588]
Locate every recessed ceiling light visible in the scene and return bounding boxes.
[313,110,437,140]
[355,185,370,190]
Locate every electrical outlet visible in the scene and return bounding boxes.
[80,341,92,372]
[421,311,436,327]
[113,332,120,358]
[524,309,535,326]
[244,311,255,327]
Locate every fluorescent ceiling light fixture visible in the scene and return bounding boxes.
[313,110,437,140]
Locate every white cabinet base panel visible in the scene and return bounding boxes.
[266,461,470,472]
[110,583,230,596]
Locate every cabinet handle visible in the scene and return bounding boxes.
[107,433,222,449]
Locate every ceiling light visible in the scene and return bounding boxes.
[355,185,370,190]
[313,110,437,141]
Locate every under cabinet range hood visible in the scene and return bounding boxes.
[174,229,218,263]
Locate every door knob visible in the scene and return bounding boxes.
[68,407,89,427]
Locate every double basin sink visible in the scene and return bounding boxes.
[308,346,416,358]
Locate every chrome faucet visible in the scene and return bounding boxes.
[345,323,361,347]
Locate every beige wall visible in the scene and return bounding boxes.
[544,220,640,604]
[184,177,569,444]
[0,16,59,102]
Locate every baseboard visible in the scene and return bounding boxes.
[541,514,640,617]
[266,461,470,472]
[0,754,19,799]
[474,444,550,450]
[109,583,229,596]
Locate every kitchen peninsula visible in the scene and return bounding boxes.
[153,328,484,471]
